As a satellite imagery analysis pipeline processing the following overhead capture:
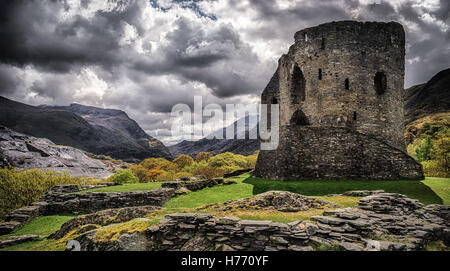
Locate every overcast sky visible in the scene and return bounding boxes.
[0,0,448,145]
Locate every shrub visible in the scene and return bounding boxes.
[415,137,435,162]
[193,165,226,179]
[175,172,193,179]
[158,170,178,181]
[196,152,212,162]
[108,169,139,184]
[422,160,450,178]
[245,151,259,168]
[140,158,175,171]
[173,154,194,169]
[434,137,450,169]
[208,152,248,172]
[0,168,82,219]
[422,137,450,177]
[142,169,166,182]
[130,164,148,182]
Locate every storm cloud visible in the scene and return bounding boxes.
[0,0,448,145]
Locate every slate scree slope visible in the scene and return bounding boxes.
[254,21,424,180]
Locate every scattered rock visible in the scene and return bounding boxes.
[74,191,450,251]
[49,206,160,239]
[198,191,337,212]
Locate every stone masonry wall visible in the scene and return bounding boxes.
[256,21,422,181]
[254,126,423,180]
[264,21,406,151]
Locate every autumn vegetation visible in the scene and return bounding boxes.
[125,151,259,183]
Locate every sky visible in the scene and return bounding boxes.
[0,0,448,145]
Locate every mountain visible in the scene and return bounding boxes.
[405,68,450,124]
[0,97,172,162]
[0,125,112,178]
[168,116,260,158]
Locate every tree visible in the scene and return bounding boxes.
[140,158,175,171]
[109,169,139,184]
[193,166,226,179]
[173,154,194,169]
[208,152,248,171]
[142,169,165,182]
[434,137,450,175]
[196,152,212,162]
[415,137,434,162]
[130,164,148,182]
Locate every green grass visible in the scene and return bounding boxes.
[77,182,162,193]
[0,238,65,251]
[243,175,450,205]
[164,175,254,209]
[421,178,450,205]
[0,214,76,251]
[0,214,76,239]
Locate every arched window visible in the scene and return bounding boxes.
[318,68,322,80]
[321,37,325,50]
[353,111,357,121]
[290,109,310,126]
[345,78,349,90]
[374,72,387,95]
[291,64,306,103]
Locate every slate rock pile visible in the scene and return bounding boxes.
[198,191,337,212]
[73,192,450,251]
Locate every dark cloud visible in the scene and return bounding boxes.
[0,0,448,144]
[0,65,19,95]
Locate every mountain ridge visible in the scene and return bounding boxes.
[0,96,172,162]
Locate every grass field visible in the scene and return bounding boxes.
[243,174,450,205]
[1,173,449,251]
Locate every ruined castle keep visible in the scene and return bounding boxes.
[254,21,424,180]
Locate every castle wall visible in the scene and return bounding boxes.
[264,21,406,151]
[257,21,423,181]
[254,126,423,180]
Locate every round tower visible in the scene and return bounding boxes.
[268,21,406,151]
[256,21,423,180]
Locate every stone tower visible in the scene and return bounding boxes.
[254,21,424,180]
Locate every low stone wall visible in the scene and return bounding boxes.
[75,193,450,251]
[161,178,231,191]
[0,178,228,235]
[37,189,175,216]
[255,126,424,180]
[223,168,253,178]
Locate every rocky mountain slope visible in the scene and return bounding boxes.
[0,125,111,178]
[168,116,260,158]
[0,97,171,162]
[405,68,450,124]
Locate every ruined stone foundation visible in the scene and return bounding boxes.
[254,21,424,180]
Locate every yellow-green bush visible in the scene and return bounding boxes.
[422,160,450,178]
[208,152,249,173]
[108,169,139,184]
[142,168,166,182]
[195,152,212,162]
[173,154,194,169]
[130,152,260,182]
[0,168,82,219]
[192,165,226,179]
